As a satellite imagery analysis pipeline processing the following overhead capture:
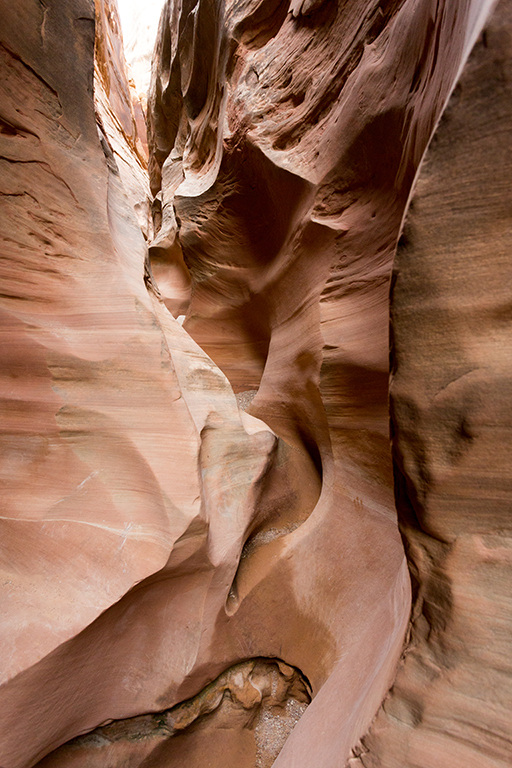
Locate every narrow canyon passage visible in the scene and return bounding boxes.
[0,1,510,768]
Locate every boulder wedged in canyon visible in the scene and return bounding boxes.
[0,1,508,767]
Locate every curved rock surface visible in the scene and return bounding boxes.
[350,0,512,764]
[37,658,311,768]
[0,0,508,767]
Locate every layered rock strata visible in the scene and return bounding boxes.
[350,0,512,764]
[94,0,151,236]
[0,1,278,764]
[0,1,507,767]
[144,0,497,763]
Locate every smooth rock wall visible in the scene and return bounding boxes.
[0,0,277,764]
[350,0,512,765]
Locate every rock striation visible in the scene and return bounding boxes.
[0,0,509,767]
[350,0,512,764]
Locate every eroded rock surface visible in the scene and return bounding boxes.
[0,0,508,767]
[94,0,151,235]
[0,1,278,764]
[349,1,512,765]
[37,659,310,768]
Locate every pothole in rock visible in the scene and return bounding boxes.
[36,658,311,768]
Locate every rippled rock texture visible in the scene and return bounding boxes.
[350,1,512,765]
[0,0,509,767]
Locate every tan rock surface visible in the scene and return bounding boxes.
[0,0,275,762]
[0,0,507,767]
[94,0,151,235]
[349,1,512,765]
[144,0,496,763]
[36,658,311,768]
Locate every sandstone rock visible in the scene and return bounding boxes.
[0,1,276,763]
[349,1,512,765]
[0,0,506,767]
[37,658,311,768]
[144,1,494,764]
[94,0,151,236]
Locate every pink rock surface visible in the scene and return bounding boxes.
[0,0,277,761]
[36,659,311,768]
[349,1,512,764]
[0,0,508,767]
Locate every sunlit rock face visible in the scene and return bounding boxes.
[117,0,166,103]
[0,1,508,768]
[94,0,151,235]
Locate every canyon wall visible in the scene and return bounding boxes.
[0,0,509,767]
[351,0,512,764]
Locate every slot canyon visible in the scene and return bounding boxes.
[0,0,511,766]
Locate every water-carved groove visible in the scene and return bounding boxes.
[37,659,311,768]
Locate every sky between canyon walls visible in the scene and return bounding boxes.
[117,0,495,115]
[117,0,166,97]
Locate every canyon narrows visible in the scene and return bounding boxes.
[0,1,510,768]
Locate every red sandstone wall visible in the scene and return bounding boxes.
[0,1,509,767]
